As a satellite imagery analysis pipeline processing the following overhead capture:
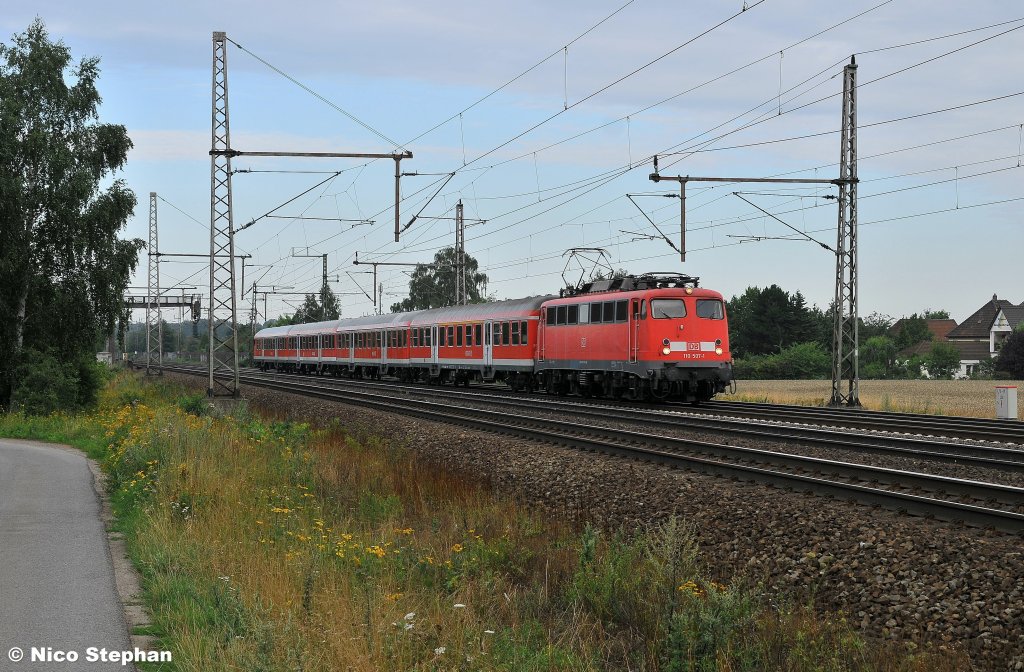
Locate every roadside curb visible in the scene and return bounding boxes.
[84,455,159,660]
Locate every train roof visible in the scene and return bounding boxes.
[255,296,556,339]
[408,296,554,325]
[543,285,724,305]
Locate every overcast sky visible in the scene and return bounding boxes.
[6,1,1022,323]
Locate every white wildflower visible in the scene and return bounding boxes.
[404,612,416,621]
[453,603,466,609]
[434,647,446,655]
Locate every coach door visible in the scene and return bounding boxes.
[431,326,439,364]
[629,299,640,363]
[483,320,493,367]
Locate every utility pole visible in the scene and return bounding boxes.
[146,192,162,375]
[830,56,860,407]
[455,200,466,305]
[209,31,412,397]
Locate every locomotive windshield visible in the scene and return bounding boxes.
[696,299,725,320]
[650,299,686,319]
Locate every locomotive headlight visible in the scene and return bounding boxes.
[715,347,723,355]
[662,346,671,355]
[685,287,693,295]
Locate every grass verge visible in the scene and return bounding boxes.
[0,373,970,670]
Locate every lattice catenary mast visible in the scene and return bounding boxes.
[830,57,860,407]
[208,32,241,397]
[146,192,162,375]
[455,200,467,305]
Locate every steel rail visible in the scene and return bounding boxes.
[701,400,1024,443]
[163,365,1024,533]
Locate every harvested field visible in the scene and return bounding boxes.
[725,378,1023,418]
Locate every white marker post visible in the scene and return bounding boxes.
[996,385,1018,420]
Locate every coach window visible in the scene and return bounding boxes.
[502,322,511,346]
[546,307,556,325]
[474,324,482,346]
[492,322,501,345]
[590,302,603,323]
[556,305,567,325]
[650,299,687,319]
[567,304,578,324]
[456,325,464,347]
[447,325,454,346]
[412,329,419,347]
[696,299,725,320]
[578,303,589,324]
[511,321,520,345]
[520,320,529,345]
[465,325,473,346]
[615,300,628,322]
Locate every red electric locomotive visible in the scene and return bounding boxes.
[534,273,731,402]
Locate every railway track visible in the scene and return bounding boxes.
[164,363,1023,445]
[162,365,1024,533]
[166,365,1024,471]
[700,399,1024,444]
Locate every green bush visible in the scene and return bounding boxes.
[10,349,80,415]
[733,342,830,380]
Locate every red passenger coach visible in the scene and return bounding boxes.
[411,297,549,386]
[537,273,732,402]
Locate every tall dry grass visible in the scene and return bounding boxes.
[724,378,1023,418]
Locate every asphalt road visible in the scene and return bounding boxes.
[0,440,132,671]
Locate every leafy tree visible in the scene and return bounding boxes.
[995,332,1024,378]
[264,315,294,328]
[923,309,950,320]
[860,312,894,340]
[861,335,898,378]
[924,342,962,380]
[391,246,488,312]
[0,20,141,410]
[292,285,340,324]
[892,314,932,351]
[727,285,825,357]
